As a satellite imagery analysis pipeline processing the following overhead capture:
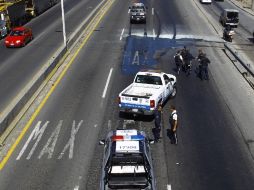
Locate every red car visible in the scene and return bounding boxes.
[5,26,33,48]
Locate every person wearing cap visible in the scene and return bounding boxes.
[169,105,178,144]
[154,103,162,142]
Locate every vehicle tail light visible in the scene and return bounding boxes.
[150,100,155,108]
[112,135,124,141]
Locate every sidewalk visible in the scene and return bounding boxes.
[229,0,254,16]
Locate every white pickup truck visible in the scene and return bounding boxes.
[119,71,177,115]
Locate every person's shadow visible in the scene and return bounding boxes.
[166,129,173,142]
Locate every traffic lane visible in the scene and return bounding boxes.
[155,0,215,38]
[0,0,127,189]
[200,0,254,35]
[162,46,254,190]
[0,0,103,112]
[214,0,254,33]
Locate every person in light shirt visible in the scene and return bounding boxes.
[169,105,178,145]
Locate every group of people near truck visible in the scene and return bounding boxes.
[174,47,210,80]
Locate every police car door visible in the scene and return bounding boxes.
[163,74,172,99]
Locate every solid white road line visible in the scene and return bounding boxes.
[120,28,125,40]
[102,68,113,98]
[167,184,172,190]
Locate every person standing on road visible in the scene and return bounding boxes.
[200,54,210,80]
[169,105,178,145]
[154,103,162,142]
[174,50,183,75]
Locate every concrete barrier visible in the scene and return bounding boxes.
[224,43,254,77]
[0,0,107,138]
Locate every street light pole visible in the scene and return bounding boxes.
[60,0,67,47]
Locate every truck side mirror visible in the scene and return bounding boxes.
[99,139,105,145]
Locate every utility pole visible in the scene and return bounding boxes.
[60,0,67,47]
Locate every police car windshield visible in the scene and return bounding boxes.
[135,75,162,85]
[132,6,145,10]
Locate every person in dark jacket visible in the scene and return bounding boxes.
[200,54,210,80]
[154,103,162,142]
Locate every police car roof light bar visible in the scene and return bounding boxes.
[111,135,145,141]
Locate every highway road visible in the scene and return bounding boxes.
[0,0,103,113]
[1,0,254,190]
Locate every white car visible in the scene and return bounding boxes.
[119,70,177,115]
[200,0,212,3]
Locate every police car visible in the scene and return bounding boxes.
[99,129,156,190]
[129,3,147,24]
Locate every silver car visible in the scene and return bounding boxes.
[129,3,147,24]
[99,129,156,190]
[0,20,8,39]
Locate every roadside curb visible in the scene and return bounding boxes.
[0,0,109,143]
[229,0,254,17]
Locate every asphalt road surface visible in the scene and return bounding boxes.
[0,0,102,112]
[0,0,254,190]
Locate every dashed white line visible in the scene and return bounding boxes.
[74,185,79,190]
[120,28,125,40]
[102,68,113,98]
[167,184,172,190]
[152,7,154,15]
[153,29,156,40]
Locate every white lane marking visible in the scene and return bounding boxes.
[152,8,154,15]
[167,184,172,190]
[74,185,79,190]
[102,68,113,98]
[58,120,83,159]
[94,124,98,128]
[120,28,125,40]
[153,29,156,40]
[38,120,62,159]
[128,9,130,14]
[16,121,49,160]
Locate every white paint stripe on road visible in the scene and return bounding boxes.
[153,29,156,40]
[74,185,79,190]
[167,184,172,190]
[120,28,125,40]
[58,120,83,159]
[102,68,113,98]
[38,120,62,159]
[16,121,49,160]
[152,8,154,15]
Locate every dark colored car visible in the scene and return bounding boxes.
[99,129,156,190]
[5,26,33,48]
[219,9,239,27]
[130,3,147,24]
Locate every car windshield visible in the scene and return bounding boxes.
[10,30,24,36]
[131,9,144,12]
[135,75,162,85]
[227,12,238,18]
